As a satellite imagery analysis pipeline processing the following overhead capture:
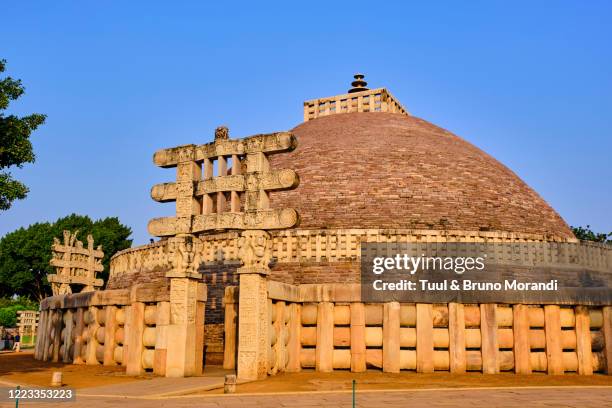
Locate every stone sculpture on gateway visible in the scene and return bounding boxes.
[148,125,300,379]
[48,230,104,295]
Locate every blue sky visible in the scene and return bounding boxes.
[1,1,611,245]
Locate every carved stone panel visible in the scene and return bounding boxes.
[48,230,104,295]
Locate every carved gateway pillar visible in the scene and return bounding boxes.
[237,230,273,380]
[148,126,299,379]
[165,235,206,377]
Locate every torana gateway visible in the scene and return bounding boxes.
[35,76,612,380]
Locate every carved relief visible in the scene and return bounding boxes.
[237,230,272,273]
[148,126,299,237]
[48,230,104,296]
[169,278,198,324]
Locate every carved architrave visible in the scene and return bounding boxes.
[153,132,296,168]
[150,170,299,202]
[148,208,299,237]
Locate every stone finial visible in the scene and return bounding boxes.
[215,126,229,141]
[348,73,369,93]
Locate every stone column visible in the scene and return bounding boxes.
[237,230,272,381]
[165,277,206,377]
[164,235,206,378]
[223,288,238,370]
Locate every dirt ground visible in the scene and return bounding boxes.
[210,369,612,395]
[2,351,611,395]
[0,350,145,389]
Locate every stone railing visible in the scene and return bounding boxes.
[108,241,173,288]
[109,230,611,287]
[224,282,612,376]
[35,282,206,377]
[303,87,409,121]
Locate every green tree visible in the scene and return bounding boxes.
[0,296,38,327]
[0,214,132,300]
[0,59,46,210]
[571,225,611,243]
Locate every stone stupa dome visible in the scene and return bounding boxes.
[269,111,573,240]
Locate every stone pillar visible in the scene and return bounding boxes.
[480,304,499,374]
[237,230,272,381]
[383,302,400,373]
[575,306,593,375]
[165,277,206,377]
[350,303,366,372]
[34,310,47,360]
[286,303,301,373]
[85,307,100,365]
[42,309,54,361]
[603,306,612,375]
[544,305,563,375]
[416,303,434,373]
[52,309,63,363]
[103,306,117,366]
[237,272,269,380]
[72,308,85,364]
[223,289,238,370]
[513,304,531,374]
[449,303,466,374]
[161,234,206,378]
[125,302,145,375]
[315,302,334,373]
[62,309,74,363]
[154,301,170,376]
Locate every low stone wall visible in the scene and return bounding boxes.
[34,281,207,377]
[224,282,612,376]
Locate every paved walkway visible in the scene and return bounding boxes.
[78,375,225,397]
[3,386,610,408]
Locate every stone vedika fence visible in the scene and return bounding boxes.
[110,229,611,283]
[34,281,206,377]
[37,231,612,378]
[224,282,612,375]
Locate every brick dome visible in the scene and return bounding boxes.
[268,112,573,239]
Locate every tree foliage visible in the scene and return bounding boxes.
[0,59,46,210]
[0,214,132,300]
[571,225,611,244]
[0,296,38,327]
